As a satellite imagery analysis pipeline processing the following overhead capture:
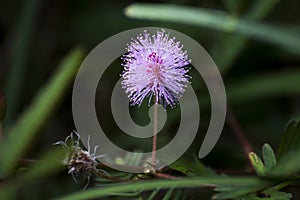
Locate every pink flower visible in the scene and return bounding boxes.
[121,29,191,107]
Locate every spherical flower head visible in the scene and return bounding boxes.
[121,29,191,107]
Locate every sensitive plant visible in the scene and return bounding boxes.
[121,29,191,107]
[0,1,300,200]
[121,29,192,166]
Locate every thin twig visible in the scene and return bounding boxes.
[226,109,253,156]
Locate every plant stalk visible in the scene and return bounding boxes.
[152,103,158,166]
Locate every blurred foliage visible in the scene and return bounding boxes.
[0,0,299,199]
[0,48,84,178]
[125,4,300,54]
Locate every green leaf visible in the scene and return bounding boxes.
[169,155,215,176]
[0,48,84,178]
[248,144,276,177]
[270,120,300,177]
[56,176,269,200]
[213,187,255,199]
[269,148,300,177]
[277,120,300,159]
[249,152,266,176]
[147,188,160,200]
[236,188,292,200]
[162,188,174,200]
[262,144,276,172]
[125,4,300,53]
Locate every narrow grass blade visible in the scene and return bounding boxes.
[125,4,300,54]
[56,177,269,200]
[0,48,84,177]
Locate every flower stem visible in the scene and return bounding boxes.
[152,103,158,166]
